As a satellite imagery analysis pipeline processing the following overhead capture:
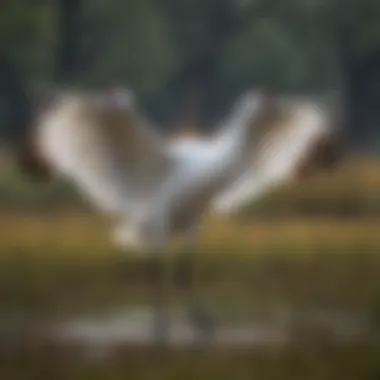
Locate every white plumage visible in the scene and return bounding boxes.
[34,89,339,251]
[35,88,276,253]
[212,97,335,215]
[29,87,341,343]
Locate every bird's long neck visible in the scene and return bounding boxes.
[214,96,287,185]
[208,102,264,185]
[216,98,268,163]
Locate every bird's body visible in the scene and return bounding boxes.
[16,87,344,344]
[33,89,271,254]
[32,88,342,249]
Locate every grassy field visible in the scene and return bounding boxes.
[0,213,379,315]
[0,157,380,379]
[0,212,379,380]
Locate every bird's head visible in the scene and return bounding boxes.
[90,87,138,135]
[102,86,135,110]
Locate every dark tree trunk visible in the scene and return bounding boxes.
[345,60,380,152]
[0,54,53,180]
[172,0,250,130]
[0,0,83,178]
[54,0,82,84]
[338,24,380,153]
[0,0,83,144]
[0,54,32,148]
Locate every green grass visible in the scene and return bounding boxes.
[0,159,380,379]
[0,219,378,379]
[240,157,380,219]
[0,213,379,320]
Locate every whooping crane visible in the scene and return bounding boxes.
[13,87,344,344]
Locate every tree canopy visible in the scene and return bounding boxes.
[0,0,379,148]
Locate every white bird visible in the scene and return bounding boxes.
[15,87,343,344]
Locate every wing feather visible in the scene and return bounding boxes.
[212,100,333,215]
[36,90,173,219]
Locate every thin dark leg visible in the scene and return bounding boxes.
[174,238,216,343]
[173,248,193,289]
[145,255,170,345]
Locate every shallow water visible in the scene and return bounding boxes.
[41,305,371,359]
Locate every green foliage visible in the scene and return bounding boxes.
[79,0,176,96]
[222,18,310,94]
[0,164,84,211]
[239,160,380,219]
[1,0,380,127]
[0,0,56,78]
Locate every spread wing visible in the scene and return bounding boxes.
[212,99,338,215]
[36,89,173,220]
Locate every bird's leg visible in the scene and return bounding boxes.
[112,221,170,344]
[174,225,216,341]
[173,242,193,289]
[145,252,170,345]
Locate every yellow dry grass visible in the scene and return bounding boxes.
[0,211,379,259]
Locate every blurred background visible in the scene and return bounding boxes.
[0,0,380,379]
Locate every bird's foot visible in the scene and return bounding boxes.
[189,307,217,345]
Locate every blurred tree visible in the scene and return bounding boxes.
[331,0,380,151]
[53,0,83,84]
[156,0,272,129]
[0,0,379,150]
[0,0,54,148]
[259,0,380,151]
[71,0,175,126]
